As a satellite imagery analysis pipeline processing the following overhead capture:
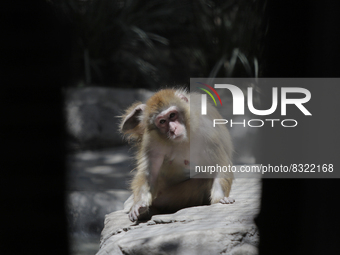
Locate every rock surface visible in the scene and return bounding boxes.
[65,87,153,149]
[66,146,134,237]
[96,178,261,255]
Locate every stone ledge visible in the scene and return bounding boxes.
[97,178,261,255]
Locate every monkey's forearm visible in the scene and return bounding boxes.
[131,169,152,203]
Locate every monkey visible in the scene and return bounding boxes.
[120,88,234,222]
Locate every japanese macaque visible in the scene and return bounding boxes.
[120,88,234,222]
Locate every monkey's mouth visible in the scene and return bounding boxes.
[169,133,186,142]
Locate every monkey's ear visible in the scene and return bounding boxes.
[178,94,189,103]
[120,103,146,133]
[175,89,189,103]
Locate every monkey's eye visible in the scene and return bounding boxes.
[169,113,176,119]
[159,119,166,124]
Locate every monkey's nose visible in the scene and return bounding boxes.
[170,127,177,135]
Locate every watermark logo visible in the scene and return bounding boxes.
[198,82,312,128]
[197,82,223,107]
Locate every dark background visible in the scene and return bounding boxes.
[1,1,70,254]
[257,1,340,254]
[1,0,340,254]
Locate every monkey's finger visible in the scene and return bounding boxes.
[129,211,135,222]
[129,207,138,222]
[133,207,140,220]
[128,212,133,221]
[219,197,235,204]
[131,211,138,222]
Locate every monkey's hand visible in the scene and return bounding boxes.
[129,201,149,222]
[219,197,235,204]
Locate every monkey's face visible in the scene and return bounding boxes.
[154,106,187,142]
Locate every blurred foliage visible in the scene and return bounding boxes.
[50,0,266,89]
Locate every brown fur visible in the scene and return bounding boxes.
[120,88,234,222]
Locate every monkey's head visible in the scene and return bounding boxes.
[120,88,190,143]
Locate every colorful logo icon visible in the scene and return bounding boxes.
[197,82,222,106]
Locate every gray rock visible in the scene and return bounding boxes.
[67,190,131,235]
[67,146,134,254]
[66,147,134,235]
[67,146,134,191]
[65,87,153,149]
[96,178,261,255]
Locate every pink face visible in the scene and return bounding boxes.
[155,106,187,141]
